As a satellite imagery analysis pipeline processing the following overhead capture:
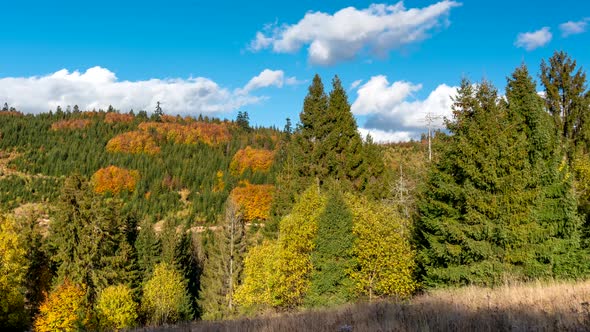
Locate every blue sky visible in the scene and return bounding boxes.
[1,0,589,141]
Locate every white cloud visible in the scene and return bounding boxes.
[250,1,461,65]
[559,19,589,37]
[0,67,293,115]
[352,76,422,115]
[515,27,552,51]
[239,69,285,94]
[351,75,457,142]
[285,76,306,86]
[358,127,414,143]
[350,79,363,90]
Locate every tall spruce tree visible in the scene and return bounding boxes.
[417,76,584,287]
[135,218,161,283]
[174,231,203,319]
[324,76,365,187]
[305,188,355,307]
[48,176,138,300]
[198,200,245,320]
[540,51,590,153]
[298,74,329,180]
[272,74,379,224]
[270,75,328,223]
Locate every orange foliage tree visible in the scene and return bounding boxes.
[137,121,231,146]
[104,112,134,124]
[230,181,275,222]
[34,280,89,332]
[50,119,91,131]
[91,166,140,195]
[106,131,160,155]
[0,111,23,117]
[229,146,275,175]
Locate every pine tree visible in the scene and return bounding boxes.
[153,101,164,122]
[198,200,245,320]
[305,188,355,307]
[174,230,203,319]
[48,176,137,300]
[325,76,365,186]
[135,218,161,283]
[236,111,250,131]
[540,51,590,154]
[417,76,585,287]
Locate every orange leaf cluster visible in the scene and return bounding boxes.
[137,121,231,145]
[34,280,88,332]
[50,119,92,131]
[106,131,160,155]
[105,112,135,124]
[161,114,181,123]
[0,111,23,117]
[91,165,140,194]
[230,182,275,222]
[230,146,275,175]
[81,111,102,118]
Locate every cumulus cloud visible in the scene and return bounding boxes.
[358,127,415,143]
[352,76,422,115]
[559,19,589,37]
[250,1,461,65]
[515,27,552,51]
[0,66,295,115]
[351,75,457,142]
[239,69,285,94]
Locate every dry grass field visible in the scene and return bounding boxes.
[135,280,590,332]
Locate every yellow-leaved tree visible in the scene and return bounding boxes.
[233,240,278,312]
[95,284,138,331]
[235,185,325,310]
[0,214,28,330]
[34,280,89,332]
[141,263,192,325]
[347,195,417,300]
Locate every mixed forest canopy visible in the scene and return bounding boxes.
[1,51,590,330]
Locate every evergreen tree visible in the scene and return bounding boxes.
[18,213,52,320]
[135,218,161,283]
[174,230,203,319]
[198,200,245,320]
[284,117,292,139]
[297,74,329,180]
[48,176,137,300]
[153,101,164,122]
[540,51,590,153]
[236,111,250,131]
[417,76,584,287]
[305,188,355,307]
[324,76,365,187]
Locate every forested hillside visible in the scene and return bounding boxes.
[1,51,590,331]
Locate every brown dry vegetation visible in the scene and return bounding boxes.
[133,280,590,331]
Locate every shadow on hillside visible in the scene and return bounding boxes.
[132,300,590,332]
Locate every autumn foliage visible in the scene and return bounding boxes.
[34,280,88,332]
[230,181,275,222]
[50,119,91,131]
[104,112,135,124]
[138,121,231,145]
[230,146,275,175]
[106,131,161,155]
[91,166,140,195]
[0,111,23,117]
